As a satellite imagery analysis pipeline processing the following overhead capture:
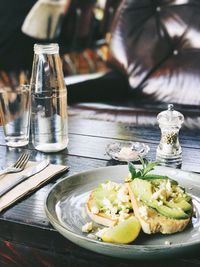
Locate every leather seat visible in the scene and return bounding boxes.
[109,0,200,106]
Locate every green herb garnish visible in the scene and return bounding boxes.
[128,157,169,181]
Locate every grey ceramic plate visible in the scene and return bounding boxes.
[45,165,200,259]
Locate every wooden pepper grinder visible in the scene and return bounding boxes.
[156,104,184,168]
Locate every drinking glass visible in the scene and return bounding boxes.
[0,85,31,147]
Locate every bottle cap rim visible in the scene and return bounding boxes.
[34,43,59,54]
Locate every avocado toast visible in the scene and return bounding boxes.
[85,159,193,243]
[127,159,193,234]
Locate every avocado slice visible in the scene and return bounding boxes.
[155,204,189,219]
[175,195,192,203]
[93,185,116,209]
[165,199,192,212]
[131,179,189,220]
[144,174,177,183]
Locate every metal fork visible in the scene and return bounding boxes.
[0,153,30,176]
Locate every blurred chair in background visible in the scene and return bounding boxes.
[60,0,98,75]
[60,0,122,76]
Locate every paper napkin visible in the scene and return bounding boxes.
[0,161,69,212]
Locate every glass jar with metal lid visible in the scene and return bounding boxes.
[156,104,184,168]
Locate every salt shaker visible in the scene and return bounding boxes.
[30,43,68,152]
[156,104,184,167]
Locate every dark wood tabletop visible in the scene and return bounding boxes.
[0,116,199,267]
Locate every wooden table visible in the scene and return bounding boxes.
[0,116,199,267]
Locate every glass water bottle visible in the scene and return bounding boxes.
[30,43,68,152]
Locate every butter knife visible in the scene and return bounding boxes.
[0,159,50,197]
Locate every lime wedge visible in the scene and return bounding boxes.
[101,216,141,244]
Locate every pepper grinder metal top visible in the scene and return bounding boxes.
[156,104,184,168]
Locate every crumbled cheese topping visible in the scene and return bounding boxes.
[96,182,132,221]
[82,222,93,233]
[110,206,118,215]
[150,179,184,203]
[166,179,171,193]
[157,200,163,206]
[102,198,113,210]
[138,206,148,220]
[152,185,168,200]
[101,181,117,191]
[152,188,164,200]
[117,186,129,203]
[95,227,108,238]
[91,206,99,214]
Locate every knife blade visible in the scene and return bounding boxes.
[0,159,50,198]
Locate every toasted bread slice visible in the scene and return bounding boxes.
[127,183,191,234]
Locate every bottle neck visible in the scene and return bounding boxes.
[31,44,66,93]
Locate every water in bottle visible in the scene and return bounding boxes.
[31,43,68,152]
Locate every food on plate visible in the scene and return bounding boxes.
[82,222,93,233]
[127,159,193,234]
[86,181,133,227]
[83,158,193,243]
[100,216,141,244]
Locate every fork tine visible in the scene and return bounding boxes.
[16,154,30,169]
[13,153,27,168]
